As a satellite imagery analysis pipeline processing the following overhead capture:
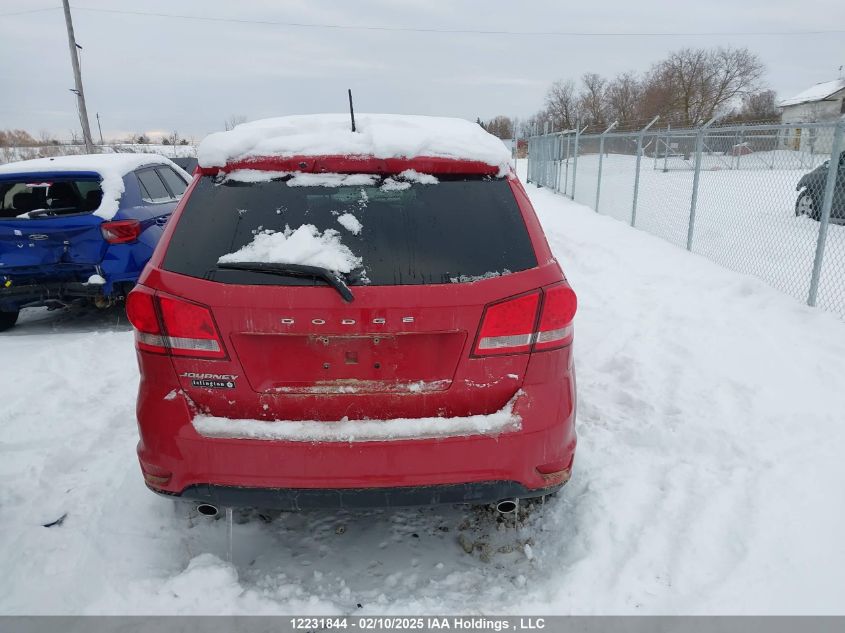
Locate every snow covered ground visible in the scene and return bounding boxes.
[2,161,845,614]
[559,153,845,319]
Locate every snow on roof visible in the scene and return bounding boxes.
[197,113,512,174]
[0,153,189,220]
[779,79,845,108]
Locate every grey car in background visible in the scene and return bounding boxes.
[795,153,845,221]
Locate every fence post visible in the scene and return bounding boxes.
[555,132,565,193]
[571,123,588,201]
[686,115,720,251]
[563,133,570,195]
[595,120,618,213]
[807,116,845,307]
[526,136,532,183]
[543,122,550,187]
[663,124,671,173]
[631,115,660,227]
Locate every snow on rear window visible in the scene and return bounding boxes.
[223,169,291,183]
[217,224,361,273]
[163,176,537,286]
[286,173,379,188]
[380,178,410,192]
[398,169,439,184]
[336,213,362,235]
[449,270,512,284]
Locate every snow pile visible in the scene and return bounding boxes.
[0,153,190,220]
[218,225,361,273]
[192,395,522,442]
[450,270,511,284]
[336,213,362,235]
[379,178,410,192]
[398,169,439,184]
[223,169,291,183]
[198,114,512,174]
[84,274,106,286]
[222,169,439,191]
[287,172,378,188]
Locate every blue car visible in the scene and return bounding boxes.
[0,153,191,331]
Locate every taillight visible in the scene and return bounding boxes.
[534,283,577,351]
[474,291,540,356]
[101,219,141,244]
[125,286,166,354]
[157,294,225,358]
[125,287,225,359]
[473,283,577,357]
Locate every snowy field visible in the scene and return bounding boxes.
[0,143,196,165]
[2,162,845,614]
[553,153,845,318]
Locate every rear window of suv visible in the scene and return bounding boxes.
[162,174,537,286]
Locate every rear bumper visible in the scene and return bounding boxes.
[139,419,576,507]
[156,479,566,510]
[0,280,104,309]
[135,347,577,509]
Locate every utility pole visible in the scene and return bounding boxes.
[96,112,104,145]
[62,0,94,153]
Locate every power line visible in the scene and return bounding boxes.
[0,6,59,17]
[5,5,834,37]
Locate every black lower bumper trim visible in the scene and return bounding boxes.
[164,480,563,510]
[0,281,104,308]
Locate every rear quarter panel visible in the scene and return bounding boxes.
[100,172,178,289]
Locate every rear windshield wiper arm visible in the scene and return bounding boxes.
[215,261,354,302]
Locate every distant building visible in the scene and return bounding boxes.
[779,79,845,154]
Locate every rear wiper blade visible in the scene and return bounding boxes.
[215,261,354,302]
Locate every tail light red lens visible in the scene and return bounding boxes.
[473,283,577,357]
[474,291,540,355]
[157,295,225,358]
[125,287,225,359]
[534,283,578,351]
[125,286,166,354]
[101,219,141,244]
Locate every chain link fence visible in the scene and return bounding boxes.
[527,118,845,319]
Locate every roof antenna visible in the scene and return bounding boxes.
[348,89,356,132]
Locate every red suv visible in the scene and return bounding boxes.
[127,114,577,512]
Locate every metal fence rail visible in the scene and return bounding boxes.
[527,118,845,319]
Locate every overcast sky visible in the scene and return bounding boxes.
[1,0,843,142]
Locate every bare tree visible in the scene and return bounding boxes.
[224,115,248,131]
[606,72,642,124]
[525,46,769,134]
[644,47,765,126]
[483,115,514,139]
[544,80,581,131]
[739,89,779,122]
[578,73,608,128]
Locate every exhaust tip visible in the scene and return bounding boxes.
[196,503,219,517]
[495,499,518,514]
